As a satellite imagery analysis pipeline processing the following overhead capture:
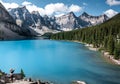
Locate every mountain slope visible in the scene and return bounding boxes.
[79,12,109,26]
[0,3,33,40]
[8,6,35,28]
[0,3,14,22]
[55,12,81,31]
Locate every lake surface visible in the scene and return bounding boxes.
[0,40,120,84]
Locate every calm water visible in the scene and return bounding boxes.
[0,40,120,84]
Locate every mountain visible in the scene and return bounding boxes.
[55,12,89,31]
[55,12,81,31]
[79,12,109,26]
[8,7,58,35]
[0,3,33,40]
[31,11,44,28]
[8,6,110,34]
[55,12,108,30]
[8,6,36,29]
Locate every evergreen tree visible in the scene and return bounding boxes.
[21,69,25,78]
[114,43,120,59]
[104,37,108,49]
[108,36,115,55]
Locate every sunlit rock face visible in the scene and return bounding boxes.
[79,12,109,26]
[8,6,34,28]
[55,12,81,31]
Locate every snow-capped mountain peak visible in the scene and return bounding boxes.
[104,9,118,18]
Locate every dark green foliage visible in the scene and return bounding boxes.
[42,32,53,39]
[108,36,115,55]
[51,13,120,59]
[103,37,108,49]
[114,43,120,59]
[21,69,25,78]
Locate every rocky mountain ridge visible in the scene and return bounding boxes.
[8,6,110,34]
[79,12,109,26]
[8,6,58,35]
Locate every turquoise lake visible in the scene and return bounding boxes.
[0,40,120,84]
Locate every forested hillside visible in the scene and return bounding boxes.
[51,13,120,59]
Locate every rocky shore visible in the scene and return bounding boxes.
[102,51,120,65]
[0,68,87,84]
[71,40,120,65]
[0,69,53,84]
[84,43,120,65]
[84,44,99,51]
[6,78,52,84]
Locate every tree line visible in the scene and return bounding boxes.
[51,13,120,59]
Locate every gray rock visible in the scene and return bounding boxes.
[79,12,109,26]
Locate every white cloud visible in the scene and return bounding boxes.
[69,4,82,12]
[104,9,118,18]
[43,3,82,16]
[46,3,67,12]
[44,3,68,15]
[24,2,83,16]
[0,0,83,16]
[25,4,46,15]
[0,0,19,9]
[106,0,120,6]
[22,1,32,6]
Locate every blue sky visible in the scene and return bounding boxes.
[1,0,120,17]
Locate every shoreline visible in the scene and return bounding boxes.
[72,40,120,65]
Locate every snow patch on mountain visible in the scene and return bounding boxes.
[104,9,118,18]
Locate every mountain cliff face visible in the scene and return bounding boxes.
[31,11,44,29]
[9,7,58,35]
[0,3,33,40]
[79,12,109,25]
[55,12,81,31]
[8,6,35,28]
